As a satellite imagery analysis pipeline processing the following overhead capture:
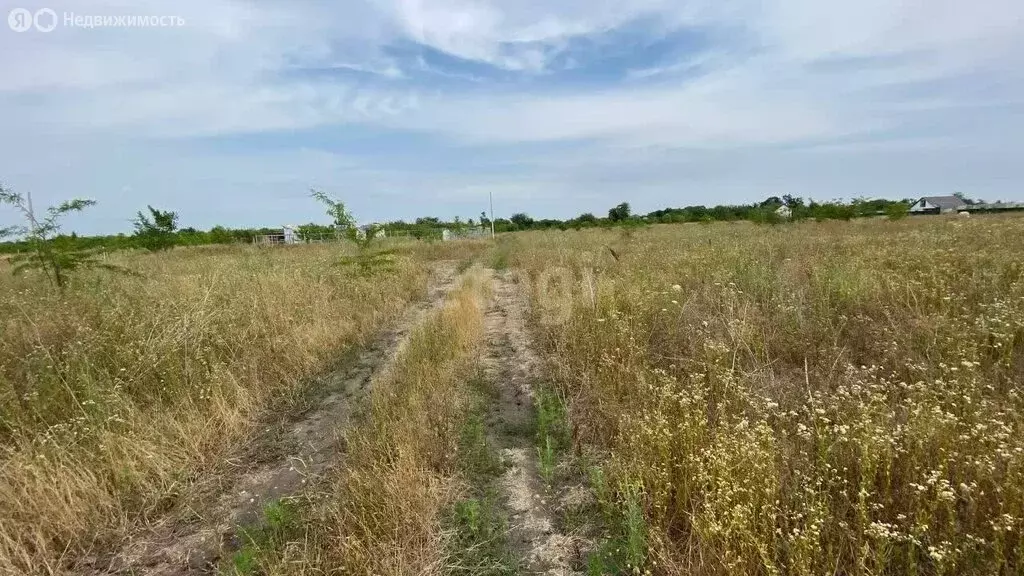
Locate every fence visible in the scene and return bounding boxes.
[442,228,491,241]
[252,226,492,246]
[252,232,344,246]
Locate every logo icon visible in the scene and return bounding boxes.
[8,7,59,32]
[33,8,57,32]
[7,7,32,31]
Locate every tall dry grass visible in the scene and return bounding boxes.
[247,267,491,575]
[512,217,1024,575]
[0,242,464,574]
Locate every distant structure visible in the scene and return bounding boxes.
[909,196,1024,216]
[442,226,490,241]
[253,225,298,246]
[909,196,968,214]
[355,223,386,240]
[775,205,793,219]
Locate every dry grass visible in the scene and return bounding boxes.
[5,216,1023,576]
[0,241,473,574]
[245,267,492,575]
[510,216,1024,575]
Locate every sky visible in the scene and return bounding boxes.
[1,0,1023,234]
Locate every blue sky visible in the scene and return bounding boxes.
[1,0,1023,234]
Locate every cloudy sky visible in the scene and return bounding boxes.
[1,0,1022,234]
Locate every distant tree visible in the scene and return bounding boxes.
[782,195,808,219]
[953,192,977,205]
[782,195,805,208]
[886,202,909,221]
[760,196,783,207]
[480,211,491,228]
[608,202,631,222]
[132,205,179,251]
[209,225,233,244]
[510,213,534,229]
[572,212,598,228]
[1,185,130,289]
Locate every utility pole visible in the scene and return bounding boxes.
[489,191,495,239]
[26,191,37,233]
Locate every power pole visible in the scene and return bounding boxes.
[489,191,495,239]
[26,191,37,233]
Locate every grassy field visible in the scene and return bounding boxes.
[510,216,1024,575]
[0,240,482,573]
[1,216,1022,575]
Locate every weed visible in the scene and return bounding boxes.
[537,435,556,485]
[459,411,505,480]
[224,498,302,575]
[446,495,517,576]
[586,540,626,576]
[337,246,399,276]
[621,484,648,570]
[490,240,512,271]
[230,548,257,575]
[580,475,649,575]
[534,385,570,485]
[448,374,517,575]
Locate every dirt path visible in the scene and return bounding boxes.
[481,269,581,575]
[84,263,462,575]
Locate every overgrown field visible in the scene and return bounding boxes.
[3,216,1023,576]
[511,216,1024,575]
[0,240,482,574]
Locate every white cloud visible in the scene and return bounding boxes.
[1,0,1022,232]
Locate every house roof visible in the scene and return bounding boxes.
[919,196,966,210]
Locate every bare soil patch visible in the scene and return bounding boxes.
[480,269,584,575]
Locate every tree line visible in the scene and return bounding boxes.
[1,188,922,256]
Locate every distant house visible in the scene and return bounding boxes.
[909,196,967,214]
[775,205,792,219]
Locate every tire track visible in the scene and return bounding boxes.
[83,263,462,575]
[480,269,581,575]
